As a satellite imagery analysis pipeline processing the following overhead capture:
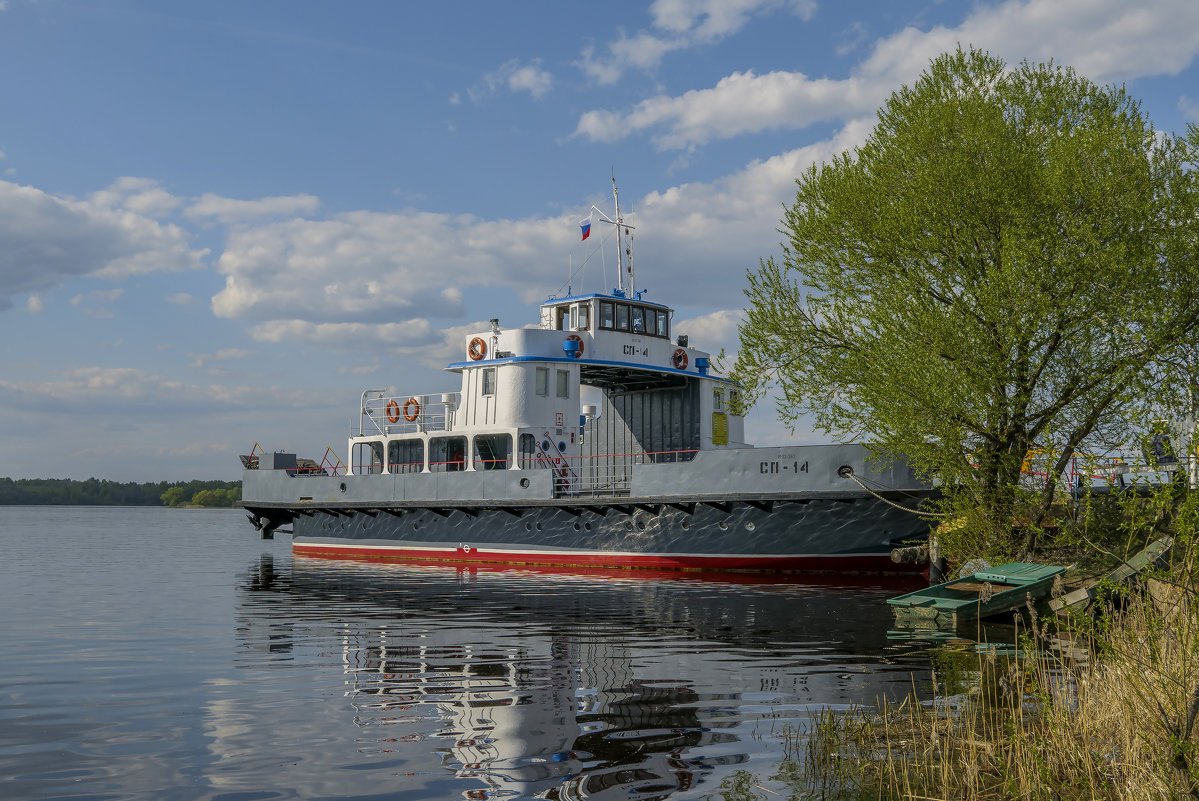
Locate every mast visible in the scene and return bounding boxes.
[612,175,634,297]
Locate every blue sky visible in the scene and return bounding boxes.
[2,0,1198,482]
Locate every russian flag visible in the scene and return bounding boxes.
[579,215,592,241]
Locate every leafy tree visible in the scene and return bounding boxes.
[733,48,1199,560]
[161,486,187,507]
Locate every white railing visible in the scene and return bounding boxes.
[345,449,698,496]
[359,390,460,437]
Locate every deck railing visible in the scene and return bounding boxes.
[344,449,698,496]
[359,391,461,437]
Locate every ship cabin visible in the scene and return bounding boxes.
[348,291,747,495]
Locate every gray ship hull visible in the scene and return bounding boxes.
[242,444,936,573]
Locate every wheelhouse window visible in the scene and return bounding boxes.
[481,367,496,396]
[473,433,512,470]
[713,388,725,412]
[535,367,549,396]
[428,436,467,472]
[556,369,570,398]
[388,439,424,474]
[577,304,590,330]
[555,306,568,330]
[597,300,668,338]
[599,301,614,329]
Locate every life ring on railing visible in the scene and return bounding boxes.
[403,397,421,422]
[672,348,688,370]
[385,399,400,423]
[565,334,584,358]
[468,337,487,361]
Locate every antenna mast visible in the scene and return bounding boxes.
[612,174,634,297]
[588,174,636,297]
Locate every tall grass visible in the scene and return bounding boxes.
[726,578,1199,800]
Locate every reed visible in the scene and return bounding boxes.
[753,580,1199,800]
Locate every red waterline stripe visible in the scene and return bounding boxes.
[291,542,920,574]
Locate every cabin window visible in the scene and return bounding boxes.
[656,310,669,338]
[557,369,570,398]
[616,304,630,331]
[481,367,496,396]
[388,439,424,474]
[354,441,386,475]
[577,304,590,330]
[644,308,657,336]
[714,388,725,412]
[599,302,614,330]
[518,433,538,468]
[473,434,512,470]
[632,306,645,333]
[535,367,548,396]
[555,306,568,331]
[428,436,468,472]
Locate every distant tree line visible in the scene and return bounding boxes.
[0,477,241,507]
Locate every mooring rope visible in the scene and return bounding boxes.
[837,466,950,518]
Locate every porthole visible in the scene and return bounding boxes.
[745,521,756,532]
[718,521,729,531]
[636,519,646,531]
[584,522,592,531]
[624,521,633,531]
[681,520,690,531]
[412,522,419,531]
[339,482,347,493]
[519,477,530,489]
[525,522,532,531]
[535,522,542,531]
[573,522,580,531]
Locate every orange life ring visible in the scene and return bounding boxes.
[672,348,688,370]
[385,399,400,423]
[468,337,487,361]
[403,397,420,422]
[565,334,584,358]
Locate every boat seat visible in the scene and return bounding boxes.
[951,581,1018,594]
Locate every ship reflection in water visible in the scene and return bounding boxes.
[239,555,932,800]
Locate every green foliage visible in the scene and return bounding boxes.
[733,47,1199,561]
[0,477,240,507]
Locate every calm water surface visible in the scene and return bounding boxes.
[0,506,935,800]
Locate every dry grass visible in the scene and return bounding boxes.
[777,579,1199,800]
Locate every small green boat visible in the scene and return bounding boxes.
[887,562,1066,630]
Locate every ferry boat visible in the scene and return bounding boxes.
[240,182,935,572]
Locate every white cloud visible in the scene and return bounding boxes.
[576,0,1199,148]
[210,209,580,324]
[185,192,320,223]
[471,59,553,100]
[575,69,877,148]
[167,292,196,305]
[0,366,299,415]
[580,0,816,84]
[188,348,254,369]
[1182,95,1199,122]
[673,308,744,359]
[0,179,207,310]
[207,118,869,337]
[89,176,182,218]
[25,295,43,313]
